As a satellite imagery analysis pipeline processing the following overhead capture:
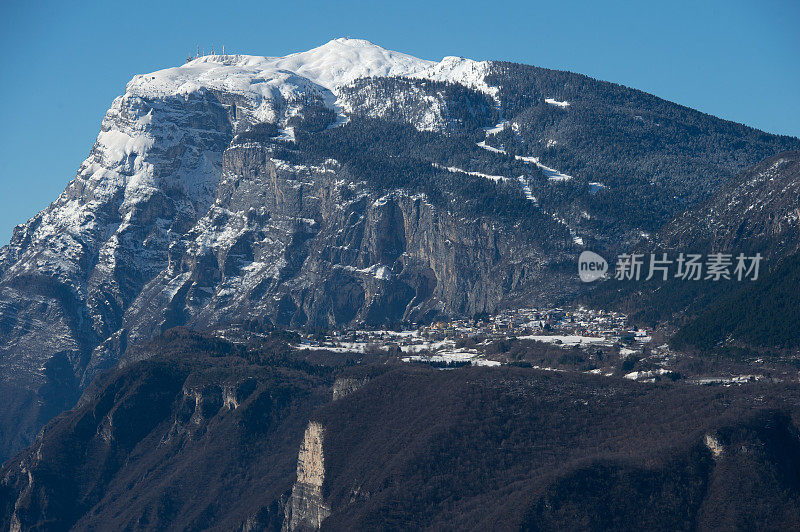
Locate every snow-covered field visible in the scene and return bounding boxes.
[403,352,501,367]
[517,334,610,346]
[300,336,502,367]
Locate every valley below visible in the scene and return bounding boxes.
[5,326,800,530]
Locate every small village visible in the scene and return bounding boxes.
[294,308,773,386]
[300,306,653,365]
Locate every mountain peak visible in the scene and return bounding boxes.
[130,38,435,100]
[325,36,384,48]
[275,37,434,89]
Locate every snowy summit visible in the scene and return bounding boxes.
[126,38,496,106]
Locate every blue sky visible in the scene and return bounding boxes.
[0,0,798,243]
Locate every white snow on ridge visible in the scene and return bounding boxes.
[124,38,501,117]
[355,264,392,280]
[545,171,573,183]
[95,129,154,167]
[588,182,606,194]
[483,121,509,135]
[120,38,507,138]
[128,38,434,99]
[517,176,537,204]
[277,126,296,142]
[128,59,321,100]
[411,56,499,98]
[624,369,671,381]
[476,140,505,154]
[273,38,434,89]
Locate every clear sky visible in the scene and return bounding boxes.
[0,0,798,243]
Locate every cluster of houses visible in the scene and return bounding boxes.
[305,307,650,354]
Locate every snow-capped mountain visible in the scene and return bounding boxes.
[125,38,491,122]
[134,38,432,92]
[0,37,797,461]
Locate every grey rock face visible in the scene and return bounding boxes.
[284,421,330,531]
[0,88,234,459]
[135,141,559,334]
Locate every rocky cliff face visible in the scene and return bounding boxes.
[122,140,556,337]
[284,421,330,530]
[0,84,236,460]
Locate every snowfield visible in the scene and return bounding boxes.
[411,55,499,98]
[128,38,433,98]
[125,38,500,124]
[517,334,609,346]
